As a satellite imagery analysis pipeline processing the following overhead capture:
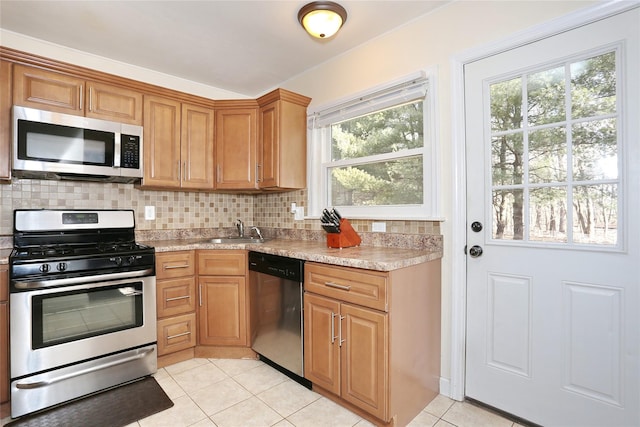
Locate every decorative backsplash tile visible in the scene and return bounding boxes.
[0,179,441,249]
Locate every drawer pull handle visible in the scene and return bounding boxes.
[164,264,190,270]
[324,281,351,291]
[165,295,190,302]
[167,331,191,340]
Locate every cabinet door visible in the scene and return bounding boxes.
[181,104,215,190]
[143,95,182,188]
[198,276,247,346]
[157,312,197,356]
[156,277,196,318]
[0,60,11,180]
[215,108,257,190]
[258,100,279,188]
[304,293,341,395]
[86,81,143,125]
[13,64,83,114]
[341,303,388,420]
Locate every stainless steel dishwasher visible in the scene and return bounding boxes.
[248,251,309,386]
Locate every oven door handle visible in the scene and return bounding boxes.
[12,269,155,290]
[14,347,156,389]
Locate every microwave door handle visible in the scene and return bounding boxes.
[113,132,121,168]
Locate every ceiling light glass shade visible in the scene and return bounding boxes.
[298,2,347,39]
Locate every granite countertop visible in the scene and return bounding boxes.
[146,238,441,271]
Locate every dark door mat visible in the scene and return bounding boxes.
[6,376,174,427]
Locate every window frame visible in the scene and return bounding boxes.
[307,70,441,220]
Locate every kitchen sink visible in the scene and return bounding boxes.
[203,237,268,244]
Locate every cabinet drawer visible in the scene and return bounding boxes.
[156,277,196,318]
[305,262,388,312]
[156,251,195,280]
[157,312,196,356]
[197,250,246,276]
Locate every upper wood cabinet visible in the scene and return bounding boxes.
[0,60,12,181]
[142,95,215,190]
[12,64,142,124]
[214,103,258,190]
[257,89,311,190]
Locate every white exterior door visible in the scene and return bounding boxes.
[464,9,639,427]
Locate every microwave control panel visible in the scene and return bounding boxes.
[120,135,141,169]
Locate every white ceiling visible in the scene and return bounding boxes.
[0,1,449,97]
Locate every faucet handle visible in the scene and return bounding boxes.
[250,226,264,240]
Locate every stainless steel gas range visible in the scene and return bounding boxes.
[8,209,157,418]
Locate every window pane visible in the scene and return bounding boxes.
[529,126,567,183]
[528,66,566,126]
[330,157,423,206]
[572,118,617,180]
[491,133,523,185]
[331,101,423,161]
[529,186,568,243]
[571,51,616,119]
[490,77,522,132]
[572,184,617,245]
[492,189,524,240]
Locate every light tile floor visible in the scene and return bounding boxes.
[121,357,524,427]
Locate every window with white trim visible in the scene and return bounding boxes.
[307,71,439,220]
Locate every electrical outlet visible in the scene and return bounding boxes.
[294,206,305,220]
[144,206,155,220]
[372,222,386,232]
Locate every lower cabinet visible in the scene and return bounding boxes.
[1,265,8,403]
[304,293,388,420]
[155,251,197,365]
[197,250,248,347]
[304,260,441,426]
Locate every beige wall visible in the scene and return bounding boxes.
[277,0,596,390]
[0,0,597,394]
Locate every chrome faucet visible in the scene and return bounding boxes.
[250,226,264,241]
[236,219,244,237]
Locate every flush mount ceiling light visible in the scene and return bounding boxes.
[298,1,347,39]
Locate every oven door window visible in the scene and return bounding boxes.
[31,281,144,349]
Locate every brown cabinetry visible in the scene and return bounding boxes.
[197,250,248,346]
[257,89,311,190]
[1,265,9,403]
[214,103,258,190]
[155,251,197,365]
[0,61,12,181]
[143,95,214,190]
[304,261,441,426]
[12,64,142,124]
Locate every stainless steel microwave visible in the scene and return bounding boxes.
[13,106,144,183]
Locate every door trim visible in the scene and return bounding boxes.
[448,0,639,402]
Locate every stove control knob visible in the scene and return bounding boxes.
[128,256,136,265]
[113,257,123,266]
[57,262,67,272]
[40,264,50,273]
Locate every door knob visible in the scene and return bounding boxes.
[471,221,483,232]
[469,245,483,258]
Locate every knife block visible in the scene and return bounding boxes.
[326,218,362,249]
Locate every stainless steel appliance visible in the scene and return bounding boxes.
[13,106,143,182]
[248,251,308,386]
[8,209,157,418]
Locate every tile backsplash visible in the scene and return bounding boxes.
[0,179,440,247]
